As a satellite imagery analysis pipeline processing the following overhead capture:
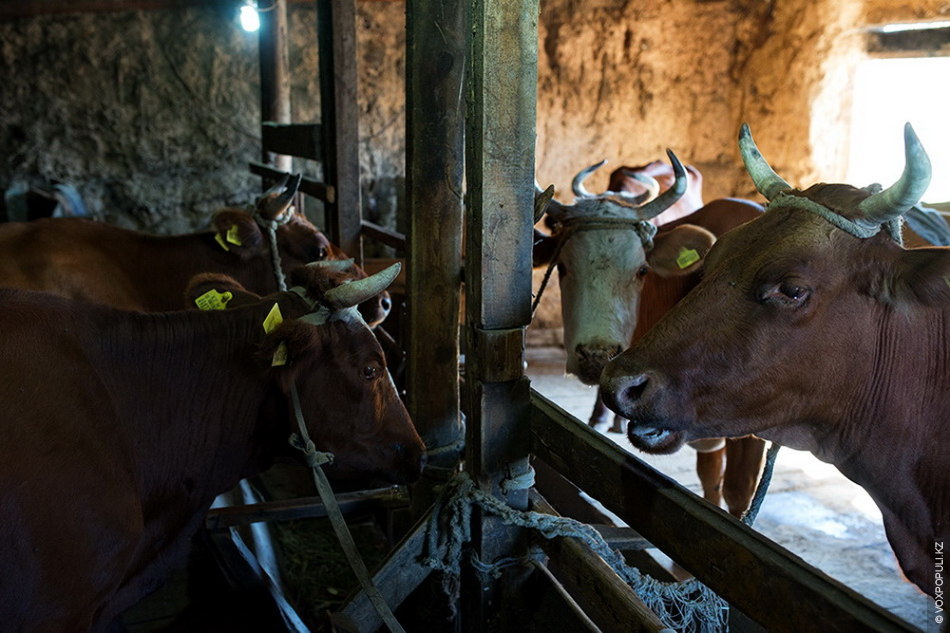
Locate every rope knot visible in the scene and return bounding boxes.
[289,432,334,468]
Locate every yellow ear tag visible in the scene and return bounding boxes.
[263,303,284,334]
[194,289,233,311]
[271,341,288,367]
[226,224,243,246]
[215,232,229,251]
[676,247,701,269]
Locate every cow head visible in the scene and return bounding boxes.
[601,123,949,456]
[188,262,424,485]
[535,150,715,385]
[211,175,391,327]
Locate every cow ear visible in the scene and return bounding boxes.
[186,273,262,310]
[211,211,265,260]
[885,248,950,308]
[258,320,321,387]
[647,224,716,277]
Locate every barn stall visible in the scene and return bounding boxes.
[0,0,946,632]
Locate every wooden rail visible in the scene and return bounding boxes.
[529,390,918,633]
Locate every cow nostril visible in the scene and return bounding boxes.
[620,373,649,406]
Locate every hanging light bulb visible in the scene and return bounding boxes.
[240,3,260,32]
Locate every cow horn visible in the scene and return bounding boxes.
[260,174,290,198]
[572,160,608,198]
[738,124,791,201]
[305,258,355,272]
[259,173,302,219]
[615,170,660,206]
[534,183,555,223]
[630,149,687,221]
[856,122,931,227]
[322,262,401,310]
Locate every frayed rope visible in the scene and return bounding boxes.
[419,472,728,633]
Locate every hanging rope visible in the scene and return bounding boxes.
[251,207,295,291]
[741,442,781,526]
[420,471,728,633]
[532,215,657,317]
[288,384,406,633]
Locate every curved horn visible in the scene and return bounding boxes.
[630,149,687,221]
[260,174,290,199]
[534,183,555,223]
[259,173,302,219]
[322,262,401,310]
[738,123,791,201]
[305,258,356,272]
[856,122,931,226]
[572,160,608,198]
[614,170,661,206]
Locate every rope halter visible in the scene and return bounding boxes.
[739,122,931,245]
[251,173,303,291]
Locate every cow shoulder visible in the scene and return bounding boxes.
[883,247,950,308]
[647,224,716,277]
[211,210,265,260]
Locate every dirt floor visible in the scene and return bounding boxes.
[526,345,934,632]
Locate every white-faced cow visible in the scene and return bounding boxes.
[0,262,424,632]
[601,123,948,595]
[0,175,390,327]
[535,154,768,515]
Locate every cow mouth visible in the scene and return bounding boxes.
[627,424,686,454]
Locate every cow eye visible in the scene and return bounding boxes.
[761,280,810,307]
[637,264,649,278]
[309,246,328,262]
[361,364,380,381]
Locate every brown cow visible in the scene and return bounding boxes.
[0,175,390,327]
[0,262,424,632]
[601,123,948,595]
[538,156,768,516]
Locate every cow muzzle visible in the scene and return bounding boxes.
[573,343,623,385]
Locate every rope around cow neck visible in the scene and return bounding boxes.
[532,216,658,317]
[741,442,781,526]
[288,383,407,633]
[420,469,728,633]
[252,207,295,292]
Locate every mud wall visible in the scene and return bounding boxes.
[0,0,943,235]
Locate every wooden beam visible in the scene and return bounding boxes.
[262,122,323,163]
[259,0,292,173]
[360,220,406,251]
[204,486,409,530]
[317,0,362,260]
[405,0,466,515]
[529,390,918,633]
[462,0,538,630]
[531,492,668,633]
[335,514,435,633]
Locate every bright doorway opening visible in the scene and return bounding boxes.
[847,56,950,204]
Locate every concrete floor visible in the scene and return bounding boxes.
[525,345,934,632]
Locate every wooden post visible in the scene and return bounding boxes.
[462,0,538,629]
[258,0,292,173]
[405,0,466,511]
[316,0,363,261]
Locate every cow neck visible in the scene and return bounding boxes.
[250,206,295,291]
[768,191,904,245]
[532,215,657,317]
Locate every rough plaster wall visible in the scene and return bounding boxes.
[0,4,406,235]
[0,7,261,233]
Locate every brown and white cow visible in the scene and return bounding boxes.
[536,156,767,515]
[600,123,948,595]
[0,175,390,327]
[0,262,424,632]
